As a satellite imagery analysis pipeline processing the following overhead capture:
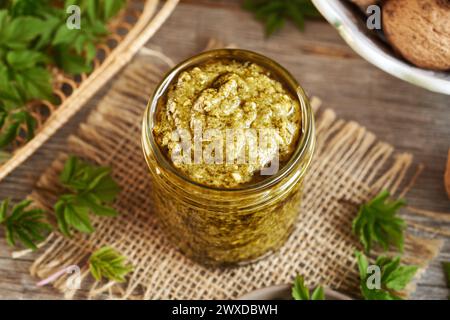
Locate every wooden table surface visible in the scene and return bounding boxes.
[0,0,449,299]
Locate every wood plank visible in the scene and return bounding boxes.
[0,0,448,299]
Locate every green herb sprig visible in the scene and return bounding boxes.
[292,274,325,300]
[55,156,121,237]
[0,0,126,150]
[0,198,52,250]
[1,156,121,249]
[89,246,133,282]
[352,190,406,254]
[242,0,321,36]
[443,262,450,299]
[355,251,418,300]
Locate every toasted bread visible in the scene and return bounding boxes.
[383,0,450,71]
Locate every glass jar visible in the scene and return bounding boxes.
[142,49,315,266]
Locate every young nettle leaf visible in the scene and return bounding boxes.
[0,1,126,151]
[0,198,52,250]
[6,49,48,70]
[55,195,95,236]
[0,104,7,129]
[7,0,51,17]
[52,18,107,75]
[102,0,126,21]
[352,190,406,254]
[0,64,24,107]
[0,110,36,148]
[88,246,133,283]
[292,274,325,300]
[54,45,92,75]
[55,156,120,237]
[355,251,418,300]
[242,0,321,37]
[51,0,125,75]
[0,14,47,49]
[12,66,53,101]
[33,13,61,50]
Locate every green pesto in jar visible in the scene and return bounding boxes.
[153,58,302,188]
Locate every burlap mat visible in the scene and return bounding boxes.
[23,49,443,299]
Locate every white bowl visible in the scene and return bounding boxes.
[312,0,450,95]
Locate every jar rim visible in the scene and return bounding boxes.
[142,48,315,193]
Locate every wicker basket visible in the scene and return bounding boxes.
[0,0,178,181]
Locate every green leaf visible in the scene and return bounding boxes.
[103,0,125,21]
[55,199,71,237]
[10,199,32,219]
[286,1,305,30]
[85,41,97,63]
[443,262,450,290]
[89,246,133,282]
[384,265,419,291]
[54,156,121,237]
[63,202,94,234]
[0,65,23,105]
[292,275,310,300]
[255,1,284,21]
[13,66,53,101]
[52,24,79,46]
[242,0,320,37]
[0,108,6,130]
[0,110,37,148]
[8,0,51,17]
[6,50,48,70]
[356,251,418,300]
[0,198,9,223]
[73,34,87,55]
[443,262,450,300]
[60,155,77,184]
[0,120,20,148]
[0,198,51,250]
[355,250,368,280]
[0,10,8,32]
[78,194,119,217]
[311,286,325,300]
[295,0,321,18]
[88,19,109,35]
[90,174,120,203]
[2,16,47,49]
[265,13,284,37]
[24,112,36,141]
[54,45,92,75]
[242,0,258,11]
[86,0,98,24]
[33,13,61,49]
[379,256,400,283]
[292,274,325,300]
[352,190,406,254]
[361,284,399,300]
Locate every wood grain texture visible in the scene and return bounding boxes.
[0,0,448,299]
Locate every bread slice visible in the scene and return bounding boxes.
[382,0,450,71]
